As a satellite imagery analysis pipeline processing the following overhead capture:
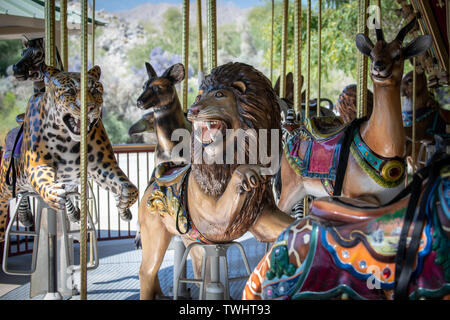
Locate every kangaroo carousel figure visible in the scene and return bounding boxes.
[243,137,450,300]
[0,64,139,241]
[138,62,295,299]
[277,18,432,213]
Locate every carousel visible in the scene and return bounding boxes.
[0,0,448,302]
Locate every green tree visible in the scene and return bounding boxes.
[0,39,23,76]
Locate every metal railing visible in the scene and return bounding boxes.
[4,144,156,257]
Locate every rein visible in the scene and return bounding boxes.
[393,152,449,299]
[5,124,24,198]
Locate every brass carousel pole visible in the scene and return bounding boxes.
[412,57,417,172]
[181,0,189,112]
[45,0,56,67]
[317,0,322,117]
[356,0,369,119]
[280,0,288,99]
[89,0,96,270]
[80,0,89,300]
[197,0,204,84]
[293,0,302,114]
[303,0,312,216]
[60,0,68,70]
[91,0,95,65]
[206,0,217,72]
[305,0,311,117]
[270,0,274,84]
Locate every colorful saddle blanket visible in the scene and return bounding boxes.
[260,170,450,300]
[284,117,347,184]
[147,162,213,244]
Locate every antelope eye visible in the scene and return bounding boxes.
[393,53,401,61]
[214,91,224,98]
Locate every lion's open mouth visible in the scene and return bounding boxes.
[192,119,227,145]
[63,114,92,135]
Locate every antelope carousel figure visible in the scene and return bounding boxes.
[243,138,450,300]
[277,18,432,213]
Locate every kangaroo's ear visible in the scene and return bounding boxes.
[403,35,432,59]
[163,63,185,84]
[88,65,101,81]
[355,33,374,57]
[274,76,280,96]
[145,62,157,79]
[43,64,60,85]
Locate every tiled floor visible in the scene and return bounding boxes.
[0,233,267,300]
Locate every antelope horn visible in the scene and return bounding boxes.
[395,17,417,43]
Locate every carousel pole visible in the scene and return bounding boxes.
[197,0,204,85]
[80,0,89,300]
[60,0,68,70]
[317,0,322,117]
[89,0,96,270]
[356,0,369,119]
[293,0,302,114]
[304,0,312,216]
[206,0,217,72]
[412,57,417,172]
[43,0,59,300]
[45,0,56,67]
[181,0,189,112]
[280,0,288,99]
[305,0,311,117]
[270,0,274,84]
[91,0,95,66]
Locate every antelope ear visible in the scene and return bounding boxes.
[145,62,157,79]
[43,64,60,85]
[232,81,246,94]
[403,35,432,59]
[88,65,101,81]
[355,33,374,57]
[163,63,185,84]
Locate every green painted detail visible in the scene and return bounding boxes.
[350,143,404,188]
[432,205,450,282]
[293,284,367,300]
[266,243,296,280]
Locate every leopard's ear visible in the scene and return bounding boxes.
[42,64,61,85]
[88,65,101,81]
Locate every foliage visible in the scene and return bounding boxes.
[252,0,404,99]
[0,40,22,76]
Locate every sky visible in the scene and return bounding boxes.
[94,0,266,12]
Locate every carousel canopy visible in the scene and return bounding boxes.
[0,0,106,40]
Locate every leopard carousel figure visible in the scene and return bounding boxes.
[0,64,138,241]
[4,37,77,228]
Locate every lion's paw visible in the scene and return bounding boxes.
[233,165,268,194]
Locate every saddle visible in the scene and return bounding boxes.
[284,117,362,195]
[304,116,346,140]
[310,196,410,225]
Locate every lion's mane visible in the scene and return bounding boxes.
[192,62,281,239]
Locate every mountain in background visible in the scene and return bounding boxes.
[115,1,251,27]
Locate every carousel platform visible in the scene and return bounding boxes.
[0,233,267,300]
